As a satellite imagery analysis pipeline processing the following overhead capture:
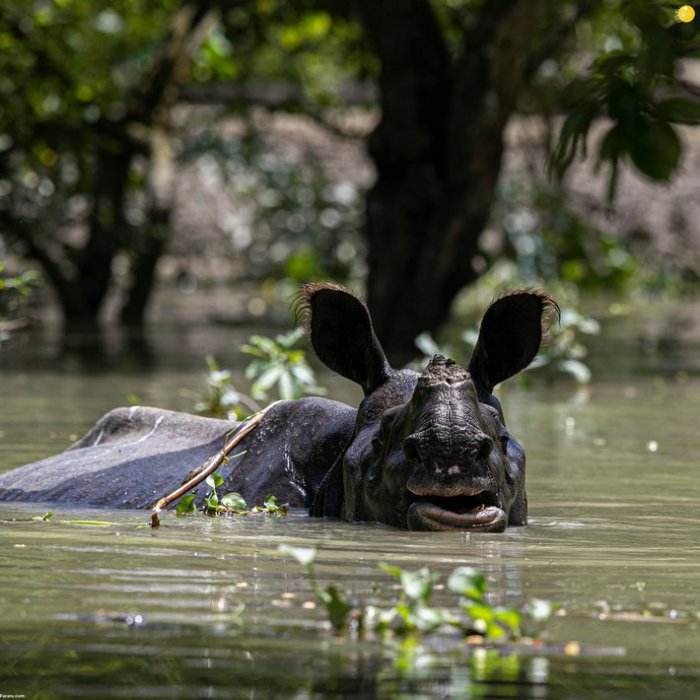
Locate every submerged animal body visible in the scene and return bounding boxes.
[0,285,557,532]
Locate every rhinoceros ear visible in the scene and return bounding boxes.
[298,284,392,395]
[468,290,559,394]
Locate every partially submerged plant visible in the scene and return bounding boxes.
[194,356,260,420]
[278,545,556,642]
[241,328,326,401]
[175,470,289,518]
[194,331,326,419]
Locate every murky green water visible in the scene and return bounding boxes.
[1,322,699,698]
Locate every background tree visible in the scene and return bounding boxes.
[0,0,216,328]
[344,0,700,360]
[1,0,699,361]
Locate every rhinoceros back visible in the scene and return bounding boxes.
[0,406,236,508]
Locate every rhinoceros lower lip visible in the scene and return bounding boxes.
[407,497,506,532]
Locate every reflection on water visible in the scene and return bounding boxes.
[1,321,700,697]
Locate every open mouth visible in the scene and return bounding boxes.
[407,493,507,532]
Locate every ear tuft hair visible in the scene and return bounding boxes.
[292,283,391,394]
[291,282,358,334]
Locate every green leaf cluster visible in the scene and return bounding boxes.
[0,262,41,339]
[176,470,289,518]
[551,0,700,199]
[194,356,259,420]
[279,546,557,641]
[241,328,326,401]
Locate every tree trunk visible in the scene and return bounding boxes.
[355,0,550,364]
[120,128,174,324]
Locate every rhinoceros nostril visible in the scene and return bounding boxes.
[403,436,422,464]
[477,436,493,460]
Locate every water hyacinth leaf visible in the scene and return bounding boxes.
[447,567,487,600]
[493,606,522,635]
[264,495,278,508]
[176,493,197,517]
[378,562,403,580]
[204,491,219,513]
[278,544,318,566]
[412,604,445,633]
[322,584,354,629]
[400,567,438,603]
[461,599,495,625]
[205,472,224,489]
[220,492,247,510]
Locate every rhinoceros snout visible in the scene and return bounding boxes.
[402,431,494,468]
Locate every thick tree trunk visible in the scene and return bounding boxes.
[67,144,133,324]
[356,0,550,364]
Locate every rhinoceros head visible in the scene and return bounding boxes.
[303,284,557,532]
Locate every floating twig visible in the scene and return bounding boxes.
[150,401,281,527]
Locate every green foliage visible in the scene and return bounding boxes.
[529,308,601,385]
[194,356,260,420]
[194,331,325,419]
[176,493,197,517]
[0,1,180,225]
[551,0,700,199]
[279,546,557,641]
[176,469,289,518]
[0,262,41,342]
[241,328,325,401]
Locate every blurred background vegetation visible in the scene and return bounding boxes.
[1,0,700,370]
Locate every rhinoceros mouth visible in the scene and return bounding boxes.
[407,495,507,532]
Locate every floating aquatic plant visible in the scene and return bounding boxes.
[278,545,557,642]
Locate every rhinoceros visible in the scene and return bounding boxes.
[0,285,557,532]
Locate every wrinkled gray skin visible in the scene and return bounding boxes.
[0,285,556,532]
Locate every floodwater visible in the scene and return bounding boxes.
[1,318,699,698]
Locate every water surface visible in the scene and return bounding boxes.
[1,324,699,698]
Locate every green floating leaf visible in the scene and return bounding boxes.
[176,493,197,517]
[63,520,117,527]
[278,544,318,566]
[400,567,438,603]
[33,511,54,522]
[205,472,224,489]
[493,606,522,635]
[322,583,354,630]
[220,492,247,510]
[447,566,488,600]
[204,491,219,514]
